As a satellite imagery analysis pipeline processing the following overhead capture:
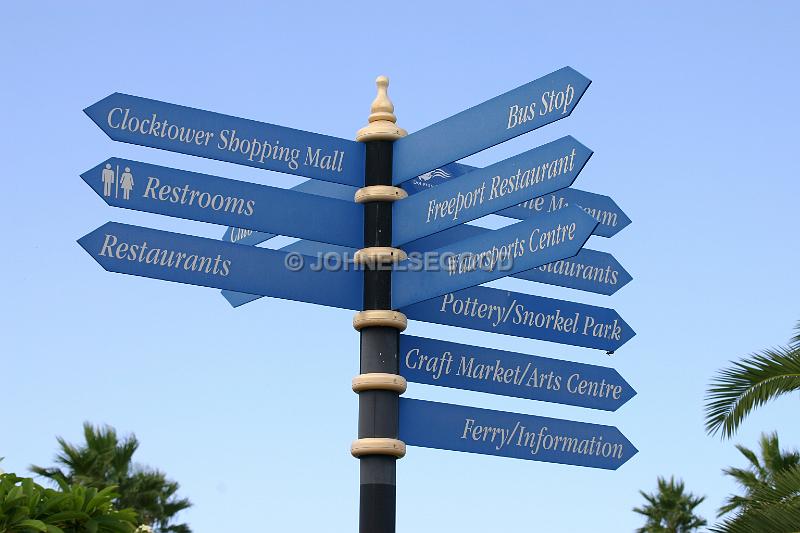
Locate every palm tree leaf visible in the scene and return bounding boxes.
[704,346,800,438]
[633,476,707,531]
[711,465,800,532]
[734,444,762,472]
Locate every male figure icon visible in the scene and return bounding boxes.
[101,163,115,197]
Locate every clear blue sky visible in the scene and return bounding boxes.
[2,2,799,531]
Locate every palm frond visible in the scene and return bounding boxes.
[704,346,800,438]
[710,465,800,533]
[790,320,800,348]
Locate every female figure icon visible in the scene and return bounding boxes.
[120,167,134,200]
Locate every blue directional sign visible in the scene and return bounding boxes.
[400,162,631,239]
[85,93,365,186]
[79,222,362,310]
[498,188,631,238]
[219,225,629,309]
[400,335,636,411]
[221,176,358,246]
[404,220,631,296]
[392,205,598,308]
[393,136,592,245]
[399,163,474,195]
[514,248,631,295]
[399,399,637,469]
[392,67,591,184]
[401,285,635,352]
[83,158,363,248]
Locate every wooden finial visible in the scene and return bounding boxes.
[356,75,407,142]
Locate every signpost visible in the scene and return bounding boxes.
[85,93,365,186]
[399,399,637,470]
[392,136,592,245]
[220,244,630,310]
[83,158,363,248]
[401,285,635,352]
[78,222,362,310]
[392,67,591,183]
[400,335,636,411]
[392,205,598,308]
[80,70,637,533]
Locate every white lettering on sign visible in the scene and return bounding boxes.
[403,346,626,401]
[107,108,215,145]
[506,84,576,130]
[437,293,622,342]
[425,148,577,225]
[445,222,578,277]
[536,257,619,286]
[105,108,348,176]
[404,348,452,381]
[218,130,301,170]
[142,176,256,216]
[460,418,625,459]
[228,228,254,243]
[98,233,232,277]
[516,194,620,229]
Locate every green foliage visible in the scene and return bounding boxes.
[718,432,800,517]
[705,321,800,438]
[31,424,191,533]
[0,472,137,533]
[633,476,707,532]
[710,465,800,533]
[711,433,800,533]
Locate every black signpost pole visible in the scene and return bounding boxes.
[351,77,409,533]
[359,140,398,532]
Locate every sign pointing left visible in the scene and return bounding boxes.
[82,158,363,248]
[84,93,365,186]
[78,222,362,310]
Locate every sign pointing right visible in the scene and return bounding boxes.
[400,399,637,470]
[392,205,598,308]
[393,136,592,245]
[400,335,636,411]
[392,67,591,184]
[400,285,635,352]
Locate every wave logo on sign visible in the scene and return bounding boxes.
[412,168,452,189]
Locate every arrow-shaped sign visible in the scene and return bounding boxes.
[400,335,636,411]
[392,67,591,184]
[392,205,598,308]
[218,223,630,309]
[400,163,631,238]
[399,399,637,470]
[82,158,362,248]
[221,276,634,352]
[85,93,365,186]
[499,188,630,238]
[401,285,635,352]
[220,164,629,251]
[78,222,362,310]
[404,222,631,296]
[392,136,592,245]
[221,177,358,246]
